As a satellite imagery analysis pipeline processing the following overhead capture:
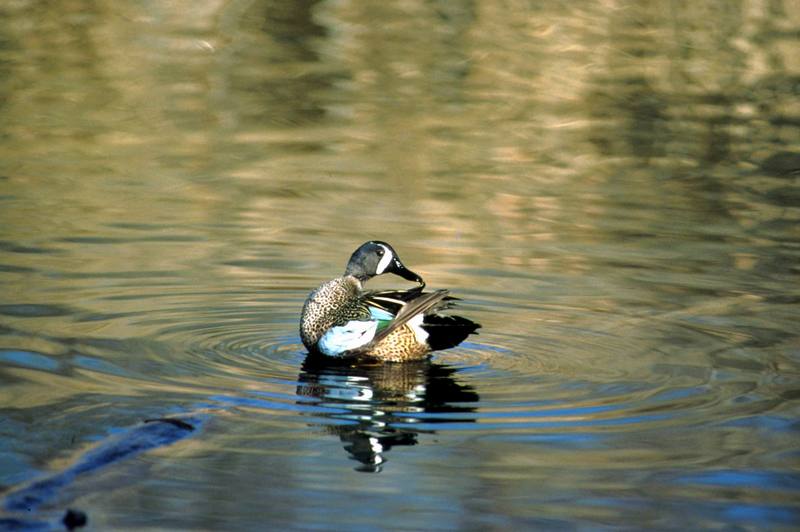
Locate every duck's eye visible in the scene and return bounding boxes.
[376,248,384,257]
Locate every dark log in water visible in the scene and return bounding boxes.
[1,417,199,529]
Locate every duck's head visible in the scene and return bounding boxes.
[344,241,425,286]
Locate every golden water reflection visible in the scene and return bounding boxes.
[1,0,798,529]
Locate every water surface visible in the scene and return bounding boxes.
[1,0,799,529]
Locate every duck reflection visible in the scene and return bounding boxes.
[297,354,478,472]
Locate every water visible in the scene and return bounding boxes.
[1,0,799,529]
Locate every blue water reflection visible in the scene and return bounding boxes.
[0,350,60,372]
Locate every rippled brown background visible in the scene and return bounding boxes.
[1,1,799,529]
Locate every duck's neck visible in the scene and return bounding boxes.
[343,274,364,290]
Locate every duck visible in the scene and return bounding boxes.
[300,241,480,362]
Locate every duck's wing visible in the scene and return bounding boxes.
[364,287,459,315]
[346,290,450,357]
[421,314,480,351]
[362,287,424,315]
[369,289,481,351]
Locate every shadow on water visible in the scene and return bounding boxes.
[297,354,478,472]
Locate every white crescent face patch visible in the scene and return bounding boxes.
[375,244,393,275]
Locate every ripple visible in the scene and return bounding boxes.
[0,349,60,371]
[143,305,306,386]
[0,240,60,254]
[433,340,516,378]
[125,300,747,448]
[58,235,205,244]
[0,304,74,318]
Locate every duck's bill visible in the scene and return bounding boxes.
[390,258,425,287]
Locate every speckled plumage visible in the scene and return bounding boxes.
[299,276,369,349]
[366,326,430,362]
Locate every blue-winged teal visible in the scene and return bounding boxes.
[300,241,479,362]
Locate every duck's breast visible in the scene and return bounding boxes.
[300,276,366,350]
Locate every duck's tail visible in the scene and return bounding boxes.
[422,314,480,351]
